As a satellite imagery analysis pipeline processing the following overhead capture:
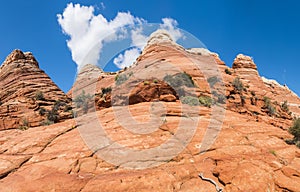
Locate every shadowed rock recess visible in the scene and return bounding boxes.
[1,32,300,191]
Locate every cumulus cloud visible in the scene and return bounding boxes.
[111,27,147,68]
[113,48,141,68]
[113,19,184,68]
[58,3,184,70]
[160,18,183,42]
[131,27,148,49]
[57,3,139,69]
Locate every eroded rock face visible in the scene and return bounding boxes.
[0,104,299,191]
[0,50,71,130]
[1,32,300,192]
[226,53,300,118]
[232,54,257,70]
[146,29,175,45]
[128,80,178,105]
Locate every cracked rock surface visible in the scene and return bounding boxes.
[1,31,300,191]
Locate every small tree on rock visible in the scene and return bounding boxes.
[289,118,300,142]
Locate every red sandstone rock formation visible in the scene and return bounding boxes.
[0,32,300,191]
[0,50,71,130]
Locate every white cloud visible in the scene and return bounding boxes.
[58,4,184,70]
[131,27,148,49]
[111,28,147,69]
[114,18,184,69]
[57,3,139,69]
[160,18,183,42]
[113,48,141,68]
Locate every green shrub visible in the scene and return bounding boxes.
[281,100,289,112]
[115,73,132,85]
[263,97,276,115]
[176,87,186,97]
[269,150,277,156]
[153,79,158,84]
[212,91,226,104]
[74,90,93,114]
[39,107,46,116]
[22,118,29,126]
[143,80,150,85]
[181,96,200,106]
[164,72,194,88]
[207,76,219,87]
[101,87,112,95]
[64,105,72,112]
[53,100,66,111]
[70,110,77,118]
[47,108,59,123]
[19,126,28,131]
[289,118,300,142]
[35,91,45,101]
[232,77,244,92]
[19,118,29,130]
[263,97,271,106]
[225,68,232,75]
[217,94,226,104]
[268,105,276,116]
[199,96,214,108]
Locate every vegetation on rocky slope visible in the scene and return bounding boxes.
[289,118,300,148]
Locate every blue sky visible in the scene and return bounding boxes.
[0,0,299,95]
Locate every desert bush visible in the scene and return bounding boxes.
[143,80,150,85]
[70,110,77,118]
[281,100,289,112]
[64,105,72,112]
[263,97,271,106]
[289,118,300,142]
[207,76,219,87]
[199,95,214,108]
[53,100,67,111]
[225,68,232,75]
[217,94,226,104]
[39,107,46,116]
[47,108,59,123]
[74,90,93,114]
[212,91,226,104]
[232,77,244,92]
[115,73,132,85]
[35,91,45,101]
[153,79,158,84]
[19,118,29,130]
[268,105,276,116]
[101,87,112,95]
[164,72,194,88]
[269,150,277,156]
[181,96,200,106]
[264,97,276,116]
[176,87,186,97]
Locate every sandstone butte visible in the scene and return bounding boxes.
[0,30,300,192]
